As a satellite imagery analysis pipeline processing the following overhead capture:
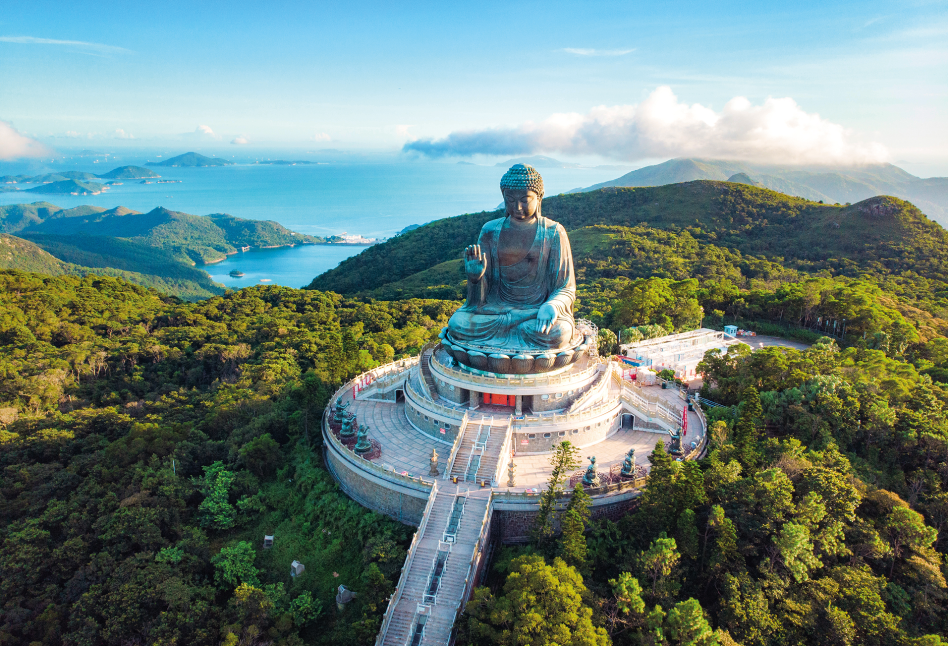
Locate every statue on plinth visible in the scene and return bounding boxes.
[429,448,440,476]
[340,414,356,438]
[582,456,600,487]
[333,400,351,424]
[620,448,636,477]
[667,428,683,455]
[441,165,586,374]
[354,424,371,454]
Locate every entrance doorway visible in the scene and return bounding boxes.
[395,389,405,403]
[621,413,635,429]
[482,393,515,407]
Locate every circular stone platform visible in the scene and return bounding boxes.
[440,320,597,374]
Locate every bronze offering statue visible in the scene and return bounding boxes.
[340,414,356,439]
[354,424,371,454]
[620,448,636,477]
[442,165,589,374]
[333,400,351,424]
[667,428,683,455]
[582,456,600,487]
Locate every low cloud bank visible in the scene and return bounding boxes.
[404,86,888,165]
[0,120,52,160]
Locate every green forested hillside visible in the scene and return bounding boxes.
[310,183,948,335]
[0,202,327,299]
[22,205,322,265]
[577,158,948,224]
[0,272,454,646]
[460,337,948,645]
[0,234,70,275]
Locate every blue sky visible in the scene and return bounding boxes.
[1,0,946,174]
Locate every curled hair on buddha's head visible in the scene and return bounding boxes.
[500,164,544,198]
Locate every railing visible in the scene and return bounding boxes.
[374,480,439,646]
[513,395,621,428]
[405,377,469,424]
[450,498,494,634]
[619,387,679,428]
[323,415,434,489]
[491,417,514,486]
[472,416,493,451]
[430,352,600,389]
[443,412,470,480]
[684,399,709,460]
[566,363,611,413]
[494,475,649,502]
[353,356,418,399]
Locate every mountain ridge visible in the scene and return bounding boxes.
[573,157,948,225]
[308,181,948,317]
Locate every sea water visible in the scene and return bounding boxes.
[0,160,628,288]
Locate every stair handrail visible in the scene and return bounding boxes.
[375,480,439,646]
[491,416,515,486]
[443,411,469,480]
[450,497,494,636]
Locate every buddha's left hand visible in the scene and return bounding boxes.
[537,303,557,335]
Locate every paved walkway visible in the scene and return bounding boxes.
[352,400,442,477]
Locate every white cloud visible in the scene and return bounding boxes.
[0,120,53,160]
[231,136,249,145]
[114,128,134,139]
[563,47,635,56]
[0,35,130,54]
[394,125,414,141]
[312,132,331,142]
[181,125,222,141]
[404,86,888,165]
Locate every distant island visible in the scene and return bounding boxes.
[0,165,159,191]
[95,165,160,179]
[147,152,232,167]
[228,269,245,277]
[25,179,108,196]
[252,160,323,165]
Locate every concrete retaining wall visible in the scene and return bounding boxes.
[323,441,431,526]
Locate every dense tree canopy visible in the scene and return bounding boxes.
[0,271,454,646]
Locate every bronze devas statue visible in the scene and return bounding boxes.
[442,165,588,374]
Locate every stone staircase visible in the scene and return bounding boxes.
[380,487,492,646]
[449,416,510,484]
[420,349,440,402]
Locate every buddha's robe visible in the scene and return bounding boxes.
[447,215,576,351]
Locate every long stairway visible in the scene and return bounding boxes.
[420,349,440,402]
[380,486,492,646]
[449,416,510,484]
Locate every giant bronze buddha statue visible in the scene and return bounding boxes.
[441,164,589,374]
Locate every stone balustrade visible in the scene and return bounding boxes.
[430,350,600,392]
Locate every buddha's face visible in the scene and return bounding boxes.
[503,189,540,222]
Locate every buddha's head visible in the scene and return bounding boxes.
[501,164,543,222]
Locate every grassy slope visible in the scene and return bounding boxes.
[311,181,948,297]
[0,234,69,275]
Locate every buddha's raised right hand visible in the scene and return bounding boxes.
[464,244,487,282]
